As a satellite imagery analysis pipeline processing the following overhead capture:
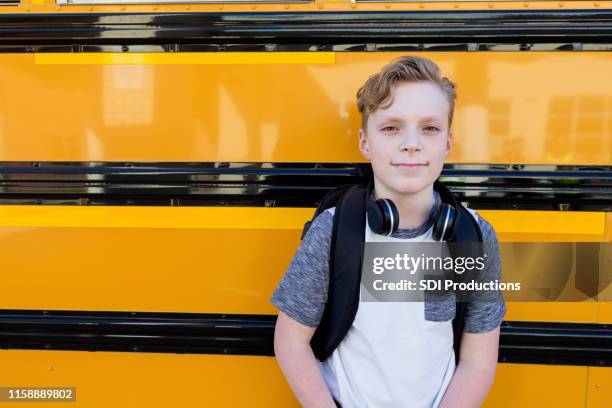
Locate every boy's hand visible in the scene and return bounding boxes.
[438,326,501,408]
[274,311,338,408]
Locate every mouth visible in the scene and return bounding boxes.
[392,162,429,169]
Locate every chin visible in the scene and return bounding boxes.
[387,179,431,195]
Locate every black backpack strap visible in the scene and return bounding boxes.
[450,205,484,365]
[452,301,468,365]
[301,183,356,241]
[310,183,367,361]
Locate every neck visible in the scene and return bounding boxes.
[372,179,435,230]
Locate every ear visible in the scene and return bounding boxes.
[358,128,371,160]
[444,130,453,158]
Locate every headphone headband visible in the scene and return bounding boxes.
[365,177,459,240]
[432,178,460,214]
[365,177,457,209]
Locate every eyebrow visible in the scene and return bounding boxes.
[377,115,404,123]
[420,116,445,123]
[377,115,444,123]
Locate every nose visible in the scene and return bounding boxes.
[398,127,421,152]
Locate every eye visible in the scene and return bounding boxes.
[424,126,441,132]
[381,126,399,132]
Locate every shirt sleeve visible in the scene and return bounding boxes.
[463,213,507,333]
[270,208,334,328]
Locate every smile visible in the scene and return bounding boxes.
[392,163,428,169]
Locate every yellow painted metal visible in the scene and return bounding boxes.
[0,52,610,164]
[0,205,312,229]
[599,297,612,323]
[478,210,606,242]
[606,213,612,241]
[0,349,596,408]
[507,302,598,323]
[0,206,603,234]
[0,211,308,314]
[586,367,612,408]
[483,364,589,407]
[0,350,300,407]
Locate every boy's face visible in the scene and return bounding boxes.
[358,81,452,196]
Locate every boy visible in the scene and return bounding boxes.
[271,56,506,408]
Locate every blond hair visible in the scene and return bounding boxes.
[356,55,456,129]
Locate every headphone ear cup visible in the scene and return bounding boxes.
[379,198,399,236]
[366,198,385,235]
[433,203,456,241]
[443,206,457,241]
[432,204,445,241]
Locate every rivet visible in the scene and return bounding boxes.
[185,6,190,10]
[121,6,126,11]
[419,3,425,9]
[351,3,357,9]
[284,4,289,9]
[25,6,30,11]
[317,3,323,9]
[453,3,459,9]
[595,383,601,388]
[89,6,93,11]
[488,2,493,8]
[594,1,600,6]
[523,2,529,7]
[56,6,61,11]
[251,4,256,9]
[219,5,224,10]
[558,2,564,7]
[385,4,390,9]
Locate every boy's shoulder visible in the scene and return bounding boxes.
[323,206,336,216]
[465,206,478,220]
[300,207,335,250]
[465,207,498,242]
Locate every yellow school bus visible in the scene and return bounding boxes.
[0,0,610,406]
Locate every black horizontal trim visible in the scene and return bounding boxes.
[4,42,611,53]
[0,309,610,366]
[1,10,612,45]
[0,162,610,211]
[0,309,276,356]
[499,320,612,367]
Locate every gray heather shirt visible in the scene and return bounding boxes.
[270,190,507,333]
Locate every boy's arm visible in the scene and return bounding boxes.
[437,327,501,408]
[270,209,336,407]
[274,311,337,408]
[439,214,506,408]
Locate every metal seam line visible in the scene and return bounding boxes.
[34,52,337,65]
